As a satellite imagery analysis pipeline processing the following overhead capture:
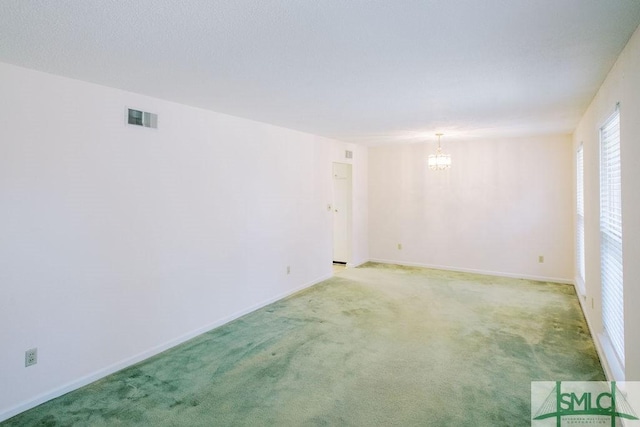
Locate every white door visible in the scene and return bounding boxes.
[333,162,352,263]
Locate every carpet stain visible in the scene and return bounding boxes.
[3,263,604,426]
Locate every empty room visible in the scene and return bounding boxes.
[2,1,640,425]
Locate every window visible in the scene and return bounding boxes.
[600,107,624,367]
[577,144,585,286]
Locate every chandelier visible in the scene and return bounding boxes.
[428,133,451,170]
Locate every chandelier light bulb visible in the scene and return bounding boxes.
[428,133,451,170]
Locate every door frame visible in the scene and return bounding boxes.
[332,162,352,265]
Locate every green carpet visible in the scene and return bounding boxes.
[3,263,604,426]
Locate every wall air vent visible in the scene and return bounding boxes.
[345,150,353,159]
[127,108,158,129]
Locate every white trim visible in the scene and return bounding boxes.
[346,260,367,268]
[0,273,331,423]
[597,333,626,382]
[574,275,586,296]
[576,143,585,285]
[574,288,612,380]
[367,258,573,284]
[599,107,624,368]
[569,281,627,385]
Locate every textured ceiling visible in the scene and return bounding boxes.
[1,1,640,145]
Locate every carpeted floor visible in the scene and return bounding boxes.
[3,263,604,426]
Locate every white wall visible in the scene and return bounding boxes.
[351,150,369,267]
[0,62,367,420]
[573,24,640,382]
[369,136,574,282]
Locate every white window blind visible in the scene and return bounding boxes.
[577,144,585,283]
[600,108,624,367]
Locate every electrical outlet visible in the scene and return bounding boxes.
[25,348,37,367]
[286,266,290,275]
[538,255,544,263]
[397,243,402,250]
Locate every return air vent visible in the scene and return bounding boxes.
[345,150,353,159]
[127,108,158,129]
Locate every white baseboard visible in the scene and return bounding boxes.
[572,277,625,383]
[0,273,331,423]
[574,288,614,381]
[574,275,586,296]
[368,258,574,284]
[597,334,625,382]
[346,260,367,268]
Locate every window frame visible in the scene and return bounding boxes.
[599,106,624,369]
[576,143,585,291]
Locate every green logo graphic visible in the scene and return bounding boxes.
[532,381,639,427]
